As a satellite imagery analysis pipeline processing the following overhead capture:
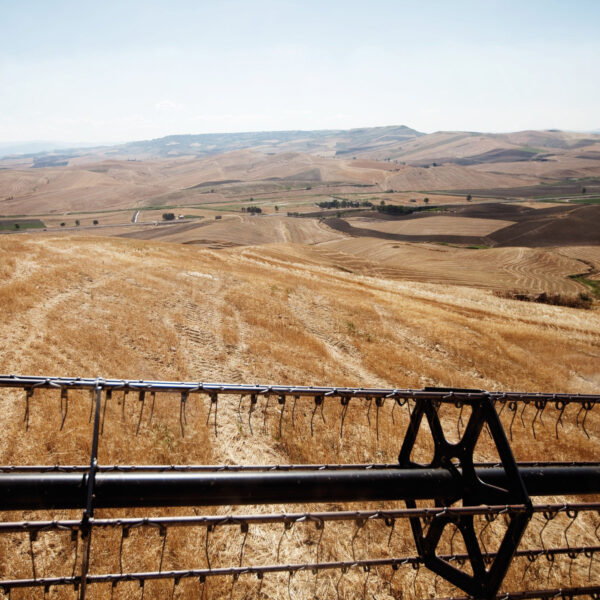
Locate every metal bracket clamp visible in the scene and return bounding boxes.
[398,392,532,599]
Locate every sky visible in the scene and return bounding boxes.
[1,0,599,144]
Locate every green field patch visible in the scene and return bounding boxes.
[0,219,46,231]
[569,275,600,297]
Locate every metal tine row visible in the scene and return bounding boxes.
[498,398,596,441]
[5,374,599,403]
[1,501,598,532]
[15,384,597,445]
[4,544,600,599]
[7,505,600,574]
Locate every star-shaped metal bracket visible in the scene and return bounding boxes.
[398,391,532,599]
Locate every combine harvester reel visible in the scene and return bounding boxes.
[0,375,598,600]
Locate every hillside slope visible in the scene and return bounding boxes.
[0,235,599,599]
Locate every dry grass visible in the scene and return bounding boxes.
[0,235,599,599]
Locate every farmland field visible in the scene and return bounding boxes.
[0,234,599,599]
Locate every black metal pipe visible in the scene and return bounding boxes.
[1,466,598,510]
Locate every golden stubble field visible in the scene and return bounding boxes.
[0,235,599,599]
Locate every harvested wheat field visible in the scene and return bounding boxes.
[119,215,344,246]
[310,239,590,294]
[0,235,599,600]
[346,215,515,237]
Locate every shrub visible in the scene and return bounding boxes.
[495,289,593,309]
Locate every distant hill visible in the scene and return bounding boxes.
[0,125,424,163]
[2,126,599,177]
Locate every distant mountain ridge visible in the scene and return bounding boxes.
[2,125,599,169]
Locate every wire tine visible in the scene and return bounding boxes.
[101,389,111,435]
[158,527,168,572]
[230,573,238,600]
[205,525,213,570]
[119,528,128,574]
[278,395,286,438]
[519,401,528,429]
[532,406,540,439]
[387,518,396,548]
[180,392,188,437]
[366,397,372,426]
[237,395,244,424]
[320,398,326,424]
[391,398,396,425]
[239,524,249,567]
[457,403,464,439]
[248,394,257,435]
[310,398,319,437]
[287,570,294,600]
[148,391,156,424]
[582,403,592,439]
[509,401,517,441]
[71,529,79,578]
[291,395,298,427]
[449,525,458,555]
[263,395,271,431]
[546,552,554,585]
[24,388,33,430]
[388,563,398,594]
[478,516,492,556]
[136,391,146,436]
[88,389,94,423]
[60,388,69,431]
[412,562,420,598]
[213,394,218,437]
[335,568,345,600]
[122,389,128,421]
[362,565,370,600]
[315,521,324,563]
[521,554,536,582]
[555,401,567,439]
[276,521,293,562]
[375,399,382,441]
[339,397,350,440]
[29,531,37,580]
[564,510,578,548]
[140,580,145,600]
[351,518,365,560]
[257,573,263,598]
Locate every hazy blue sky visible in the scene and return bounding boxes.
[1,0,598,143]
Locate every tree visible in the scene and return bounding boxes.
[75,219,80,226]
[424,197,429,204]
[582,187,587,194]
[162,213,175,221]
[93,220,99,225]
[14,223,19,230]
[274,205,279,212]
[60,222,66,227]
[467,194,472,202]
